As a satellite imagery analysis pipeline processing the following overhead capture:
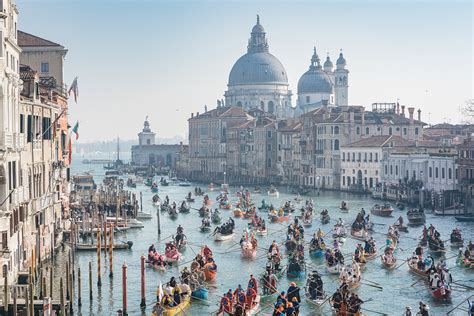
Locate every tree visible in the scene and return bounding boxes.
[460,99,474,123]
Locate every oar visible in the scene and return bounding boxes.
[360,282,383,290]
[361,307,389,316]
[447,294,474,314]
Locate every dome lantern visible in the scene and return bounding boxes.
[336,50,347,69]
[323,54,333,72]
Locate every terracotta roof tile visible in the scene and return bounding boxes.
[18,30,63,48]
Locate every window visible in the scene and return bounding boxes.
[389,127,392,135]
[19,114,24,133]
[385,165,388,175]
[403,128,407,135]
[415,128,419,135]
[41,62,49,73]
[306,96,310,103]
[435,167,439,178]
[334,139,339,150]
[375,153,378,162]
[260,101,264,110]
[390,165,393,175]
[147,139,150,145]
[334,126,339,134]
[267,131,272,139]
[365,127,369,135]
[352,153,355,162]
[429,167,432,178]
[356,127,360,134]
[237,101,242,107]
[342,152,345,161]
[42,117,52,140]
[441,168,445,179]
[268,101,274,114]
[27,115,32,142]
[369,153,372,162]
[358,153,361,162]
[395,165,398,175]
[342,176,345,186]
[267,144,271,151]
[448,168,452,179]
[364,153,367,162]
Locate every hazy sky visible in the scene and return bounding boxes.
[17,0,472,143]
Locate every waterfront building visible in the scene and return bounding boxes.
[276,119,303,185]
[340,135,412,192]
[0,3,71,289]
[187,106,252,182]
[130,118,180,168]
[457,137,474,213]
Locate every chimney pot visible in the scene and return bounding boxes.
[191,113,194,118]
[417,109,421,121]
[401,105,405,117]
[408,107,415,123]
[197,112,199,116]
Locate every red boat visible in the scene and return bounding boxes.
[430,285,451,300]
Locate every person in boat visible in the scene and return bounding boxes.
[161,293,173,307]
[403,306,412,316]
[450,228,463,243]
[218,293,233,315]
[247,274,258,294]
[164,195,170,205]
[308,270,324,299]
[152,302,163,316]
[245,286,257,310]
[415,244,424,259]
[331,289,343,310]
[171,202,177,212]
[418,301,429,316]
[180,200,188,210]
[440,267,452,285]
[180,266,191,285]
[286,282,300,306]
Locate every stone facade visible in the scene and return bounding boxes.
[457,138,474,213]
[131,119,180,168]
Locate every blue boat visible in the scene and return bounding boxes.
[287,270,305,278]
[309,248,324,259]
[191,287,209,300]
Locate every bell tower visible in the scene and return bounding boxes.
[334,51,349,106]
[138,116,156,146]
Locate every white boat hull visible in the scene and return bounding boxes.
[215,232,234,241]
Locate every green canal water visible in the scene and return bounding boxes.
[58,155,474,315]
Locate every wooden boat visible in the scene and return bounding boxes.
[146,260,166,271]
[151,186,159,193]
[365,250,377,261]
[350,229,368,241]
[433,208,462,216]
[305,292,327,309]
[233,209,245,217]
[430,286,451,300]
[285,239,297,252]
[267,189,279,198]
[339,207,349,213]
[428,237,447,256]
[321,214,330,224]
[287,268,305,278]
[246,295,261,315]
[200,224,211,233]
[326,263,342,274]
[370,204,393,217]
[393,224,408,233]
[303,216,313,227]
[179,182,191,187]
[219,203,232,210]
[186,197,195,203]
[255,227,267,236]
[407,209,426,225]
[164,249,183,263]
[241,244,257,259]
[268,214,290,223]
[169,211,178,219]
[75,241,133,251]
[455,214,474,222]
[203,262,217,281]
[309,247,324,259]
[158,293,191,316]
[214,232,234,241]
[179,206,190,213]
[191,286,209,300]
[381,254,397,270]
[408,260,428,278]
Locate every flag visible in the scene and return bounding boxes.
[68,77,79,103]
[157,281,164,302]
[68,138,72,164]
[72,121,79,140]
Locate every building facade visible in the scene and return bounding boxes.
[131,118,180,168]
[457,138,474,213]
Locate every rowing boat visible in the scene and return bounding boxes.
[326,263,342,274]
[233,209,245,217]
[430,285,451,300]
[156,292,191,316]
[365,250,377,261]
[75,241,133,251]
[350,228,368,241]
[136,212,153,220]
[191,286,209,300]
[381,254,397,270]
[203,262,218,281]
[370,204,393,217]
[408,260,428,278]
[214,232,234,241]
[305,291,327,308]
[268,214,290,223]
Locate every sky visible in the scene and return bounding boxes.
[17,0,473,143]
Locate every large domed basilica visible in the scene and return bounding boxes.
[224,16,349,118]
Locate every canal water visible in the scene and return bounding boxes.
[59,154,474,315]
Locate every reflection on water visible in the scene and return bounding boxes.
[56,156,474,315]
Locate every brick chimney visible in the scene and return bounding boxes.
[417,109,421,121]
[396,103,400,115]
[401,105,405,117]
[408,107,415,124]
[191,113,194,118]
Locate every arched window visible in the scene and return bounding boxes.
[365,127,369,135]
[448,168,452,179]
[334,126,339,134]
[356,127,360,134]
[237,101,242,107]
[268,101,274,113]
[415,128,419,135]
[334,139,340,150]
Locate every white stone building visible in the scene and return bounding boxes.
[340,135,412,191]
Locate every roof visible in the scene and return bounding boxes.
[278,119,303,132]
[19,64,37,80]
[18,30,63,48]
[189,106,253,121]
[343,135,413,148]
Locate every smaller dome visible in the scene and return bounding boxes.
[324,56,333,69]
[298,69,333,94]
[336,52,346,66]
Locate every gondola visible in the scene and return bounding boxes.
[365,250,377,261]
[136,211,153,220]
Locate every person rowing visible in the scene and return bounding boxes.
[307,270,324,300]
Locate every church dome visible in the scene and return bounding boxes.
[228,15,288,86]
[298,48,333,94]
[228,52,288,86]
[337,52,346,66]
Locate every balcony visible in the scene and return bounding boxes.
[0,131,13,150]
